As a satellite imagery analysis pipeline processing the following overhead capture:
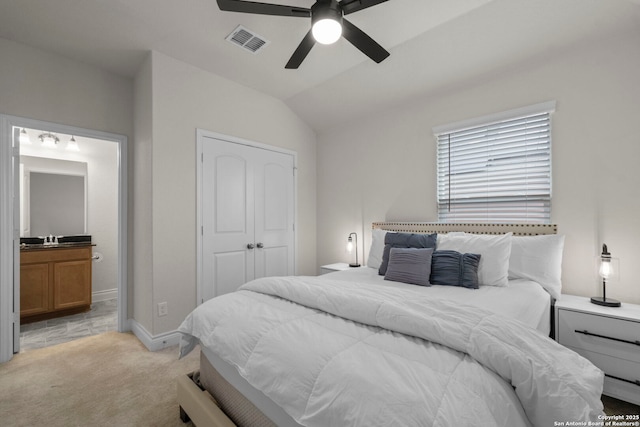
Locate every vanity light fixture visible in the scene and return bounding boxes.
[19,128,31,145]
[39,132,59,148]
[590,243,621,307]
[66,136,80,152]
[346,232,360,267]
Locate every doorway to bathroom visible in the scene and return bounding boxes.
[0,115,128,362]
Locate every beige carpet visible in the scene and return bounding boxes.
[0,331,199,427]
[2,331,637,426]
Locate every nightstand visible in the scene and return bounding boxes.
[319,263,351,275]
[555,294,640,405]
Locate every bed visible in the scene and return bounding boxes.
[178,222,604,426]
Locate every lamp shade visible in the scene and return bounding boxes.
[19,128,31,145]
[66,136,80,152]
[39,132,59,148]
[598,243,612,278]
[347,232,360,267]
[598,258,613,279]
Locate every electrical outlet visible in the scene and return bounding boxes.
[158,302,168,317]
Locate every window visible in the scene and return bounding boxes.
[434,101,555,223]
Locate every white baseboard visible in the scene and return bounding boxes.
[130,320,181,352]
[92,288,118,302]
[121,318,132,333]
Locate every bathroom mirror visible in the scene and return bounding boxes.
[20,156,87,237]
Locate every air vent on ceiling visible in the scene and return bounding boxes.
[226,25,270,54]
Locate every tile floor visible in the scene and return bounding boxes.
[19,299,118,352]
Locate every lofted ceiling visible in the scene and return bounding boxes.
[0,0,639,132]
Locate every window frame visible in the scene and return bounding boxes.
[433,101,556,224]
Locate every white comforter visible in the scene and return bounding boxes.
[179,276,604,427]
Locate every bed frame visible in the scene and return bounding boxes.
[178,221,559,426]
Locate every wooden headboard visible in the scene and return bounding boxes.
[372,222,557,236]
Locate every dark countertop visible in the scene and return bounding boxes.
[20,242,95,251]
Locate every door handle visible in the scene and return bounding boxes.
[247,243,255,250]
[256,243,264,249]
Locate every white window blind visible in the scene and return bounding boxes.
[435,103,554,223]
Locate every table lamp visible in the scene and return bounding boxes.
[590,244,621,307]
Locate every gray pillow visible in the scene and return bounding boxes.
[384,247,434,287]
[430,250,481,289]
[379,232,437,275]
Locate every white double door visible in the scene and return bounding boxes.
[200,135,295,302]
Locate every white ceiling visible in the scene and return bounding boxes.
[0,0,638,132]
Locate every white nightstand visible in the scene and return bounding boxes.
[555,294,640,405]
[319,263,351,275]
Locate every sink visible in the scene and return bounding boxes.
[57,235,91,244]
[20,237,44,245]
[20,235,92,248]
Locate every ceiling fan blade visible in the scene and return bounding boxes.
[217,0,310,17]
[340,0,388,15]
[341,19,390,63]
[285,30,316,69]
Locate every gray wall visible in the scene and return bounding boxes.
[317,27,640,304]
[2,38,319,338]
[133,51,317,336]
[0,38,134,315]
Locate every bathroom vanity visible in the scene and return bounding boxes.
[20,242,93,323]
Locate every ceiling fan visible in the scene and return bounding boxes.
[216,0,390,69]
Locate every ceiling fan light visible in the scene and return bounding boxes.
[311,0,343,45]
[312,18,342,44]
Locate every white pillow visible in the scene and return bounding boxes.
[508,234,565,300]
[366,229,388,269]
[436,233,512,287]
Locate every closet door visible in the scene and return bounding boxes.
[200,136,295,302]
[202,139,255,300]
[253,148,294,279]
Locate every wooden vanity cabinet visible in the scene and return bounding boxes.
[20,245,92,322]
[20,263,50,317]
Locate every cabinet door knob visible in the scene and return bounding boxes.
[256,242,264,249]
[247,243,255,250]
